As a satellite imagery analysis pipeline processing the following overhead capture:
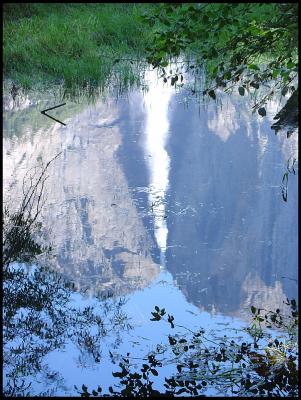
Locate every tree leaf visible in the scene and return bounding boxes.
[112,371,123,378]
[177,364,183,373]
[168,335,177,345]
[281,87,288,96]
[238,86,245,96]
[176,388,187,394]
[248,64,260,71]
[208,90,216,100]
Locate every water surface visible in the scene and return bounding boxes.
[3,70,298,395]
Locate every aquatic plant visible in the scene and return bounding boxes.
[80,300,298,397]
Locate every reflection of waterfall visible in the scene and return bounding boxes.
[143,70,173,266]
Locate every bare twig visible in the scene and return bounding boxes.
[3,152,62,266]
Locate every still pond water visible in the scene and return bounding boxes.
[3,69,298,396]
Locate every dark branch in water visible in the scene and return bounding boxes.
[79,301,298,397]
[3,152,62,267]
[271,89,298,136]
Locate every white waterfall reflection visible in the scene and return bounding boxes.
[143,69,173,265]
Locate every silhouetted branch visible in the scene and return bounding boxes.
[3,152,62,267]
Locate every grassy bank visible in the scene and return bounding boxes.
[3,3,152,95]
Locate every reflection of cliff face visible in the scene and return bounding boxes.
[3,99,160,296]
[238,273,292,320]
[165,94,298,316]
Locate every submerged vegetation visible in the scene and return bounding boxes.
[79,302,298,397]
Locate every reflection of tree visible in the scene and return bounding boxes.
[3,158,133,396]
[80,303,298,397]
[3,263,133,396]
[3,153,62,267]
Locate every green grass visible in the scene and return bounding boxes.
[3,3,153,96]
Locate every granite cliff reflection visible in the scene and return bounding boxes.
[3,99,160,296]
[3,84,298,319]
[163,92,298,316]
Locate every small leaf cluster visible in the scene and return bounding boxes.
[141,3,298,132]
[82,299,298,397]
